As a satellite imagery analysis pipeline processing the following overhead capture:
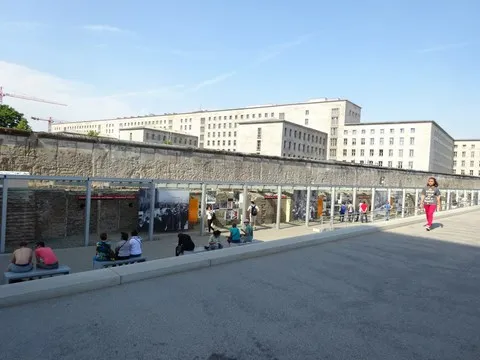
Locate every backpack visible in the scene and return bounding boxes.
[251,205,258,216]
[211,211,216,221]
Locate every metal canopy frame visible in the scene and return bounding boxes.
[0,174,479,253]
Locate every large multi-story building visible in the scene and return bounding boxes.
[453,140,480,176]
[51,98,361,159]
[118,127,198,147]
[236,119,328,160]
[341,121,454,173]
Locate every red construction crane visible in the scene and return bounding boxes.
[30,116,56,132]
[0,86,67,106]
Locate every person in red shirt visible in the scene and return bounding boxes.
[34,241,59,269]
[359,200,369,223]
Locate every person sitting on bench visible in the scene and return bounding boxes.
[34,241,59,269]
[241,219,254,243]
[6,241,33,273]
[227,223,241,244]
[176,233,195,256]
[129,230,143,258]
[94,233,114,262]
[115,232,131,260]
[204,230,224,251]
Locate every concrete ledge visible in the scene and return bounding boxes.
[0,268,120,308]
[0,205,478,308]
[109,255,211,284]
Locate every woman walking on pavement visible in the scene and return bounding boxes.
[420,176,441,231]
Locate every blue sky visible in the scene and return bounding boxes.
[0,0,478,137]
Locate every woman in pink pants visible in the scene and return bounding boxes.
[420,177,441,231]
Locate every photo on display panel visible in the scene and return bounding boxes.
[137,189,189,233]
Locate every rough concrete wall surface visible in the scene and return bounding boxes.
[0,129,479,189]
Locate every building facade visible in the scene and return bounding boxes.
[341,121,454,173]
[118,127,198,147]
[236,119,328,160]
[453,140,480,176]
[51,98,361,158]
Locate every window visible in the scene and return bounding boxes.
[397,161,403,169]
[343,138,348,145]
[409,137,415,145]
[329,149,337,157]
[361,138,365,145]
[379,149,384,156]
[471,151,475,157]
[330,138,337,146]
[361,129,366,134]
[343,149,347,156]
[378,161,383,166]
[352,138,357,145]
[389,137,394,145]
[470,161,474,167]
[380,129,385,134]
[207,140,210,146]
[390,129,394,134]
[461,160,465,166]
[351,149,356,156]
[369,149,374,156]
[352,130,357,135]
[462,151,466,157]
[453,160,457,166]
[410,128,415,133]
[399,137,404,146]
[305,110,309,115]
[461,170,465,175]
[389,149,393,156]
[470,170,474,176]
[344,130,348,135]
[409,149,414,157]
[399,149,403,157]
[370,138,375,145]
[370,129,375,134]
[257,127,262,139]
[331,128,337,136]
[408,161,414,169]
[388,161,393,167]
[400,128,404,133]
[279,112,285,120]
[360,149,365,156]
[305,119,309,125]
[454,151,457,157]
[379,137,384,145]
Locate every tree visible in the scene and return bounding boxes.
[15,118,32,131]
[0,104,29,129]
[86,130,100,137]
[163,140,172,145]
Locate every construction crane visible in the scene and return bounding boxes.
[31,117,55,132]
[0,86,67,106]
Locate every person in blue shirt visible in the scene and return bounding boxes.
[384,200,392,221]
[228,223,241,244]
[339,203,346,222]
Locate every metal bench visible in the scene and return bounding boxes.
[3,265,71,284]
[92,257,147,270]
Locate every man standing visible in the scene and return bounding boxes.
[247,201,258,230]
[384,200,391,221]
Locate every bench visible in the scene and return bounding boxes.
[182,240,261,256]
[92,257,147,270]
[3,265,71,284]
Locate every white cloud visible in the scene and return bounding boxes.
[0,61,142,131]
[189,71,237,92]
[82,24,131,34]
[418,42,469,53]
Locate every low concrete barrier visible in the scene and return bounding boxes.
[0,268,119,308]
[0,205,477,308]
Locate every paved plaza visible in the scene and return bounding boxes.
[1,211,479,359]
[0,219,362,274]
